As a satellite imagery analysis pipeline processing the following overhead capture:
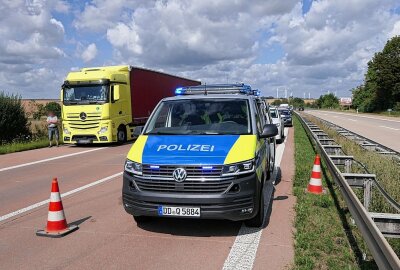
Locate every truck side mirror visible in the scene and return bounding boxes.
[260,124,278,139]
[133,126,143,137]
[111,85,120,102]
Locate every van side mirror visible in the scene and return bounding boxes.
[260,124,278,139]
[133,126,143,137]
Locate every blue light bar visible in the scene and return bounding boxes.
[202,166,213,170]
[150,165,160,169]
[252,90,260,96]
[175,87,184,95]
[175,84,255,96]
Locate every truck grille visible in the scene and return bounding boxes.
[135,165,231,194]
[66,112,101,120]
[66,112,101,130]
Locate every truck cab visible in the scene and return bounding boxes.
[122,84,278,227]
[62,66,132,144]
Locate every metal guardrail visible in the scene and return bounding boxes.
[303,112,400,163]
[295,112,400,270]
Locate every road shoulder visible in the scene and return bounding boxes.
[253,127,296,269]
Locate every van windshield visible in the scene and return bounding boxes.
[144,99,252,135]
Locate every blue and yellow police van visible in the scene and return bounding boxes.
[122,84,278,227]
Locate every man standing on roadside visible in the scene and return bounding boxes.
[47,110,59,147]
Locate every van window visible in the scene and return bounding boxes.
[254,101,264,135]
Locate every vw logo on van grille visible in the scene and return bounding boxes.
[80,112,87,120]
[173,168,187,182]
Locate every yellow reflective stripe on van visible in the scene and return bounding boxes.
[223,135,256,164]
[126,135,148,163]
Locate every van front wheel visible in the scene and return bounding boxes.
[245,187,264,227]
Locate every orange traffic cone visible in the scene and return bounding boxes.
[306,155,325,194]
[36,178,78,238]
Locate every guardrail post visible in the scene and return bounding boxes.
[344,159,352,173]
[364,179,373,211]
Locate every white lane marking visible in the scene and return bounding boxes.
[379,125,400,131]
[0,172,122,222]
[316,111,400,123]
[222,128,288,270]
[0,148,106,172]
[347,119,357,122]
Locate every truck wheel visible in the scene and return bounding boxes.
[245,185,264,227]
[117,126,127,144]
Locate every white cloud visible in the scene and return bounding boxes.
[81,43,98,62]
[102,0,297,67]
[0,0,67,98]
[265,0,400,97]
[389,20,400,38]
[73,0,153,32]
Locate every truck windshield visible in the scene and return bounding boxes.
[144,99,252,135]
[63,85,109,104]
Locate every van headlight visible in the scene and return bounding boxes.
[63,128,70,134]
[222,159,255,176]
[125,159,142,175]
[98,126,108,134]
[275,123,280,127]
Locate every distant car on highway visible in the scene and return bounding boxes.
[270,106,285,143]
[298,106,304,111]
[278,108,293,127]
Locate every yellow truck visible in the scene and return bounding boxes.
[61,66,200,144]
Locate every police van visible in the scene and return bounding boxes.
[122,84,278,227]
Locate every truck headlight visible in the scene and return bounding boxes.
[125,159,142,175]
[98,126,108,134]
[222,159,255,176]
[63,128,70,134]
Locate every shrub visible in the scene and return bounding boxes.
[0,92,30,144]
[44,101,61,117]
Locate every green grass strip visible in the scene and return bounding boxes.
[293,115,377,269]
[0,138,53,155]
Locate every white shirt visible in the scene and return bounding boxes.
[47,116,58,128]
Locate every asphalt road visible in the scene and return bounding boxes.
[0,128,295,270]
[305,110,400,152]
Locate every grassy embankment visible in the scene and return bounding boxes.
[0,118,61,155]
[304,114,400,257]
[293,115,378,269]
[0,138,51,155]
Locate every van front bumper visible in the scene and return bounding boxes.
[122,172,261,221]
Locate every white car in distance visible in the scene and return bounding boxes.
[270,106,285,143]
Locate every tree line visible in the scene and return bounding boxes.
[352,36,400,112]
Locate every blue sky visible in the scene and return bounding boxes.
[0,0,399,99]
